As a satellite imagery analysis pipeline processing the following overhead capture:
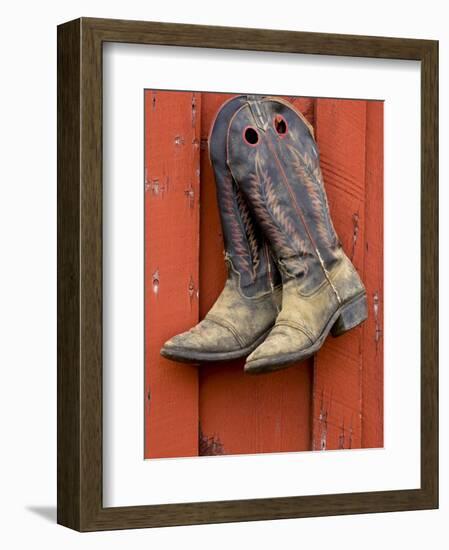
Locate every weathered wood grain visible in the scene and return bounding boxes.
[198,93,313,456]
[362,101,384,448]
[312,99,368,450]
[144,91,200,458]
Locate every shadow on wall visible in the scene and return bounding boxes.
[26,506,56,523]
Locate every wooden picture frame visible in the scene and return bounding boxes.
[57,17,438,531]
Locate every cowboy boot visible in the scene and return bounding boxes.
[226,95,367,374]
[160,96,281,363]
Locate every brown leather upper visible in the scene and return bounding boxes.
[208,96,281,297]
[226,96,342,294]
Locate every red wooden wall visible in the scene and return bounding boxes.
[144,91,383,458]
[144,91,200,458]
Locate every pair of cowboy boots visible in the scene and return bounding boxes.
[160,95,367,374]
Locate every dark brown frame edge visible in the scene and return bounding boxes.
[57,17,438,532]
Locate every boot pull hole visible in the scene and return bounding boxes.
[274,115,288,136]
[243,126,259,146]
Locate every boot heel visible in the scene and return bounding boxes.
[331,294,368,337]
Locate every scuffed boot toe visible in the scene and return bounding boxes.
[161,318,243,363]
[244,325,313,374]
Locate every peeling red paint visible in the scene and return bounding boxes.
[373,291,382,350]
[191,94,197,127]
[144,92,383,459]
[351,211,359,261]
[199,429,225,456]
[144,90,200,459]
[184,184,195,209]
[152,269,160,295]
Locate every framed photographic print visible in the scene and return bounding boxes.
[57,17,438,531]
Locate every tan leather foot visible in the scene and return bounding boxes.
[161,276,282,363]
[162,318,241,358]
[244,325,312,373]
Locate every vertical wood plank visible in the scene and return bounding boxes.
[312,99,367,450]
[362,101,384,448]
[198,93,234,318]
[198,93,314,456]
[143,92,382,458]
[289,96,316,129]
[199,365,312,455]
[144,91,200,458]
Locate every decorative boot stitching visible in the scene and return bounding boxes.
[245,155,309,273]
[287,145,339,249]
[206,314,246,348]
[274,320,315,343]
[218,173,257,281]
[263,132,343,305]
[235,186,260,274]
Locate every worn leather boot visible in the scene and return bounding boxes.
[226,95,367,374]
[160,96,282,363]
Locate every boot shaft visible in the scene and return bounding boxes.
[208,96,281,297]
[226,96,342,296]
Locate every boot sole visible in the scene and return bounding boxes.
[244,293,368,375]
[160,326,274,364]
